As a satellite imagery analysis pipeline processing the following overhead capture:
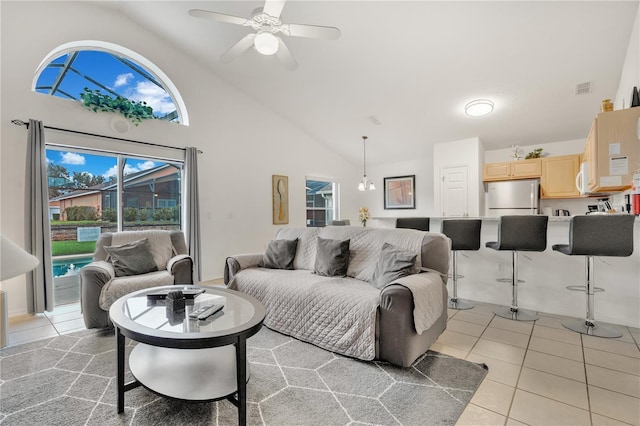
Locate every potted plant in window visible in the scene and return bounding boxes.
[79,88,155,126]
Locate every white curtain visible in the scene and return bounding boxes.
[185,147,201,282]
[26,119,54,313]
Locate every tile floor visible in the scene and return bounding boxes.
[6,299,640,426]
[442,302,640,426]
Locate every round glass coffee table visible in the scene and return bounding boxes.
[109,285,265,425]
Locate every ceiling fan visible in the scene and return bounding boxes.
[188,0,340,70]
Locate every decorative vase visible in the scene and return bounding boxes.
[631,87,640,108]
[601,99,613,112]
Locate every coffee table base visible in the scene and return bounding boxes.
[129,343,251,401]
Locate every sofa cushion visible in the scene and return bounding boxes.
[228,268,380,360]
[104,238,158,277]
[275,227,320,270]
[371,242,417,289]
[111,230,174,270]
[318,227,424,283]
[263,238,298,270]
[99,270,175,310]
[314,238,350,277]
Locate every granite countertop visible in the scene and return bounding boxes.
[431,216,639,222]
[372,215,639,223]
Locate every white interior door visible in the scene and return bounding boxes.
[441,165,469,217]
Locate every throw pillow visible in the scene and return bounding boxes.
[370,242,417,289]
[314,237,350,277]
[104,238,158,277]
[262,238,298,270]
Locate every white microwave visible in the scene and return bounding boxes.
[575,162,589,195]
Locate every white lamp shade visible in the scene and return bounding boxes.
[254,32,279,55]
[358,176,375,191]
[1,235,39,281]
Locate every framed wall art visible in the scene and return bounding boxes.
[384,175,415,209]
[272,175,289,224]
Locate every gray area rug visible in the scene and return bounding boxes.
[0,327,487,425]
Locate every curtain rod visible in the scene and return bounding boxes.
[11,119,203,154]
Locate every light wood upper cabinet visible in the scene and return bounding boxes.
[541,154,581,199]
[511,159,542,178]
[584,121,598,190]
[483,159,541,181]
[483,162,511,180]
[586,108,640,193]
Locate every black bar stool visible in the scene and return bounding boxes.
[552,214,635,338]
[396,218,430,231]
[486,215,548,321]
[441,219,482,310]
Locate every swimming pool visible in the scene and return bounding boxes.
[52,256,93,277]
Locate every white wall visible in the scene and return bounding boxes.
[615,6,640,109]
[360,152,436,219]
[484,138,586,163]
[0,1,360,316]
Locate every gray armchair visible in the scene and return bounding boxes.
[80,230,193,328]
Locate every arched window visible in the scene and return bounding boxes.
[33,40,189,125]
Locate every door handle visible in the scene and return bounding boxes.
[575,171,583,192]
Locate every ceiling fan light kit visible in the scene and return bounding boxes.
[465,99,494,117]
[188,0,340,70]
[254,32,279,55]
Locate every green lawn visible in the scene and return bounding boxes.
[51,240,96,257]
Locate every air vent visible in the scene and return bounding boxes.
[575,82,592,95]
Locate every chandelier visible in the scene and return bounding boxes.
[357,136,375,191]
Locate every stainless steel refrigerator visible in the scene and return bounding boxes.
[486,179,540,217]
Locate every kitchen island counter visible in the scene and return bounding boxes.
[370,216,640,328]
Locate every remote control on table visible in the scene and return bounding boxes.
[147,288,205,300]
[189,303,224,320]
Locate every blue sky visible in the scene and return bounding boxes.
[46,150,159,180]
[36,50,175,117]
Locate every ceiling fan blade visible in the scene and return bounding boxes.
[220,33,256,63]
[188,9,250,26]
[275,37,298,71]
[280,23,341,40]
[263,0,286,19]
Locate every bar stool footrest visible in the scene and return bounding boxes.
[447,298,474,310]
[494,306,538,321]
[496,278,525,284]
[565,285,604,292]
[562,319,622,338]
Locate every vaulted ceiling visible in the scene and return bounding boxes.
[99,1,638,165]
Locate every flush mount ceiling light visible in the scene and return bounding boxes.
[254,31,279,55]
[465,99,494,117]
[357,136,375,191]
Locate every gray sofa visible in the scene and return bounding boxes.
[225,226,450,367]
[80,230,193,328]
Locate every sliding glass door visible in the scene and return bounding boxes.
[47,147,183,306]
